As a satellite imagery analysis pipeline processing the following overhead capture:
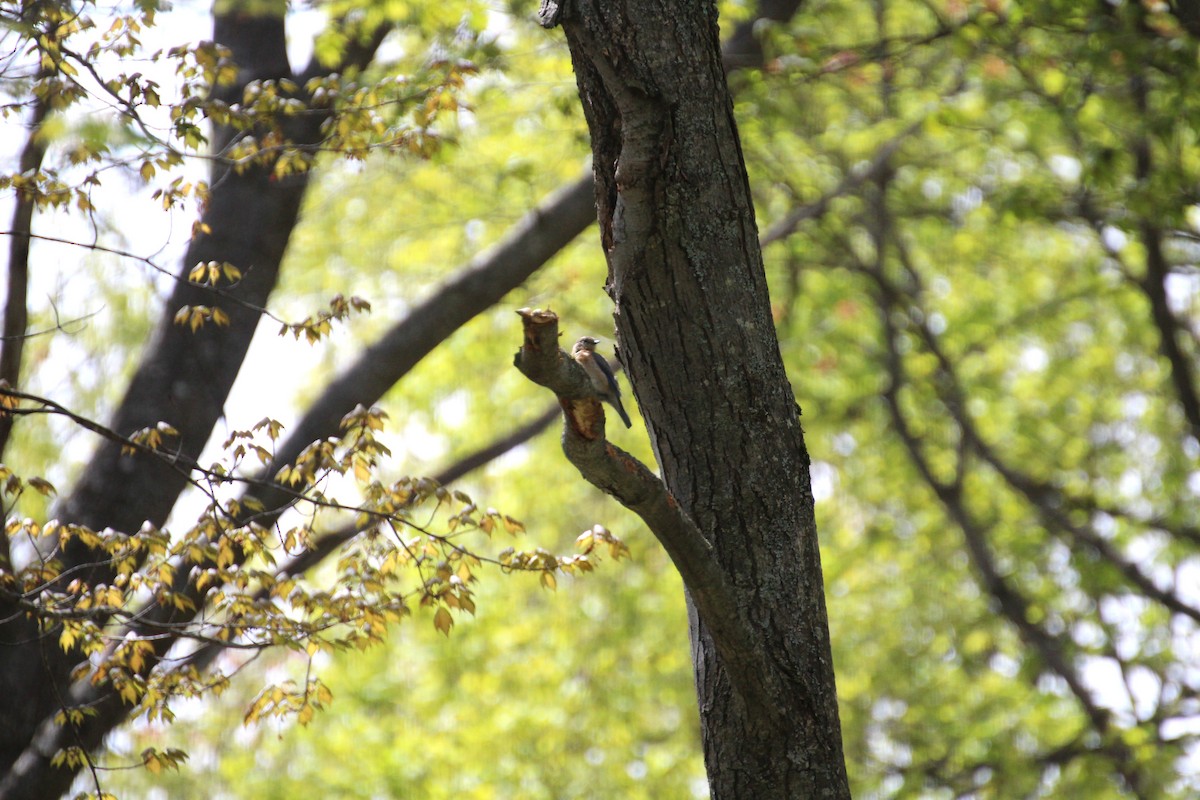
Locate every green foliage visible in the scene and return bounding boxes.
[110,543,697,799]
[740,0,1200,795]
[1,389,631,731]
[5,0,1200,797]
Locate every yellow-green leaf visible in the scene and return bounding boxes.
[433,606,452,636]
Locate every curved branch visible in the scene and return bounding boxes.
[512,308,775,713]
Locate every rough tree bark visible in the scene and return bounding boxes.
[536,0,850,796]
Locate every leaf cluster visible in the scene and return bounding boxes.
[0,386,635,783]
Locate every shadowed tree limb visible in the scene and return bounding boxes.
[873,284,1151,798]
[870,241,1200,627]
[0,88,48,464]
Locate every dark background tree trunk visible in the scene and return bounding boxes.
[0,11,382,795]
[552,0,850,795]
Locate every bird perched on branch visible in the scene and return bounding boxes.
[571,336,633,428]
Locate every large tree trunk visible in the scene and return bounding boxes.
[548,0,850,795]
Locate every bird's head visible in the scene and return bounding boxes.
[572,336,601,353]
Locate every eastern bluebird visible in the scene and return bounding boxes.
[571,336,633,428]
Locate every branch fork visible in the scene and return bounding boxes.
[513,307,775,710]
